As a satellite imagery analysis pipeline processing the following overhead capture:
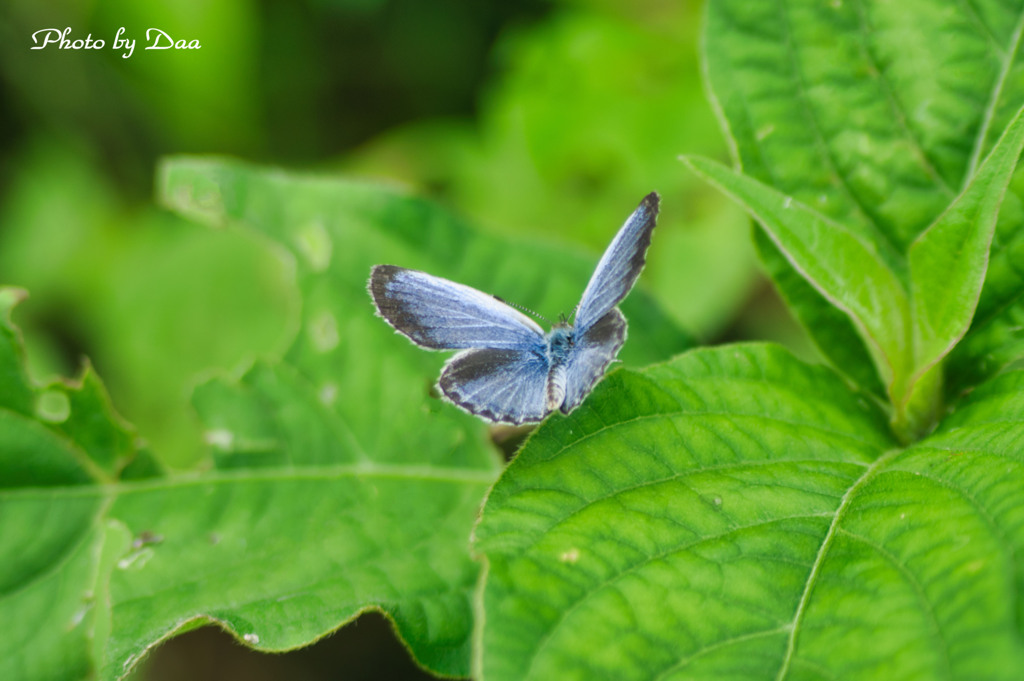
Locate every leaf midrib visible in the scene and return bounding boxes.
[0,463,499,501]
[963,5,1024,185]
[774,0,905,257]
[773,447,903,680]
[850,0,955,197]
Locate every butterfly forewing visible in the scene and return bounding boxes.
[369,265,545,350]
[573,192,659,333]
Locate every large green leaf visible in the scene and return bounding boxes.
[474,344,1024,680]
[704,0,1023,242]
[702,0,1024,398]
[104,459,495,678]
[2,298,492,679]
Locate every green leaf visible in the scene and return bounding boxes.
[0,288,154,680]
[703,0,1023,245]
[104,462,494,678]
[474,344,1024,680]
[683,156,910,395]
[753,230,885,399]
[946,164,1024,397]
[702,0,1024,402]
[909,106,1024,377]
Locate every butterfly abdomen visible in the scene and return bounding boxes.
[546,363,567,411]
[545,326,574,411]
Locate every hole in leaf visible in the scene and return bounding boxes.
[35,389,70,423]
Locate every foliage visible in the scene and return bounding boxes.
[2,1,1024,680]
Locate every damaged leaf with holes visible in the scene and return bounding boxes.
[0,287,158,680]
[0,166,520,679]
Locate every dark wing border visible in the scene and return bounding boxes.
[574,192,659,333]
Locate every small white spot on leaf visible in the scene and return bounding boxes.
[713,496,723,506]
[319,382,338,405]
[560,548,580,563]
[35,390,70,423]
[310,310,340,352]
[295,220,332,272]
[204,428,235,451]
[783,196,793,209]
[68,605,89,630]
[195,187,223,215]
[117,547,154,570]
[243,633,260,645]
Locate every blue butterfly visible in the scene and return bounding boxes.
[368,192,659,424]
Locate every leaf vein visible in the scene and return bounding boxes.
[853,0,956,195]
[964,5,1024,183]
[837,527,953,680]
[773,0,895,248]
[773,447,902,680]
[650,626,790,681]
[522,513,834,679]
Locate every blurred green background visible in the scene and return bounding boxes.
[0,0,797,678]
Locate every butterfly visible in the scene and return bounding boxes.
[368,192,659,424]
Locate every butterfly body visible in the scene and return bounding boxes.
[544,325,571,411]
[369,193,658,424]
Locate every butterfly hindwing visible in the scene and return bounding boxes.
[574,192,659,333]
[561,308,628,413]
[439,347,550,424]
[369,265,545,350]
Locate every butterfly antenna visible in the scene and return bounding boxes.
[493,295,553,325]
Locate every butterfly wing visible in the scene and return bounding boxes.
[573,192,659,333]
[370,265,551,423]
[369,265,546,350]
[560,308,628,414]
[439,347,550,424]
